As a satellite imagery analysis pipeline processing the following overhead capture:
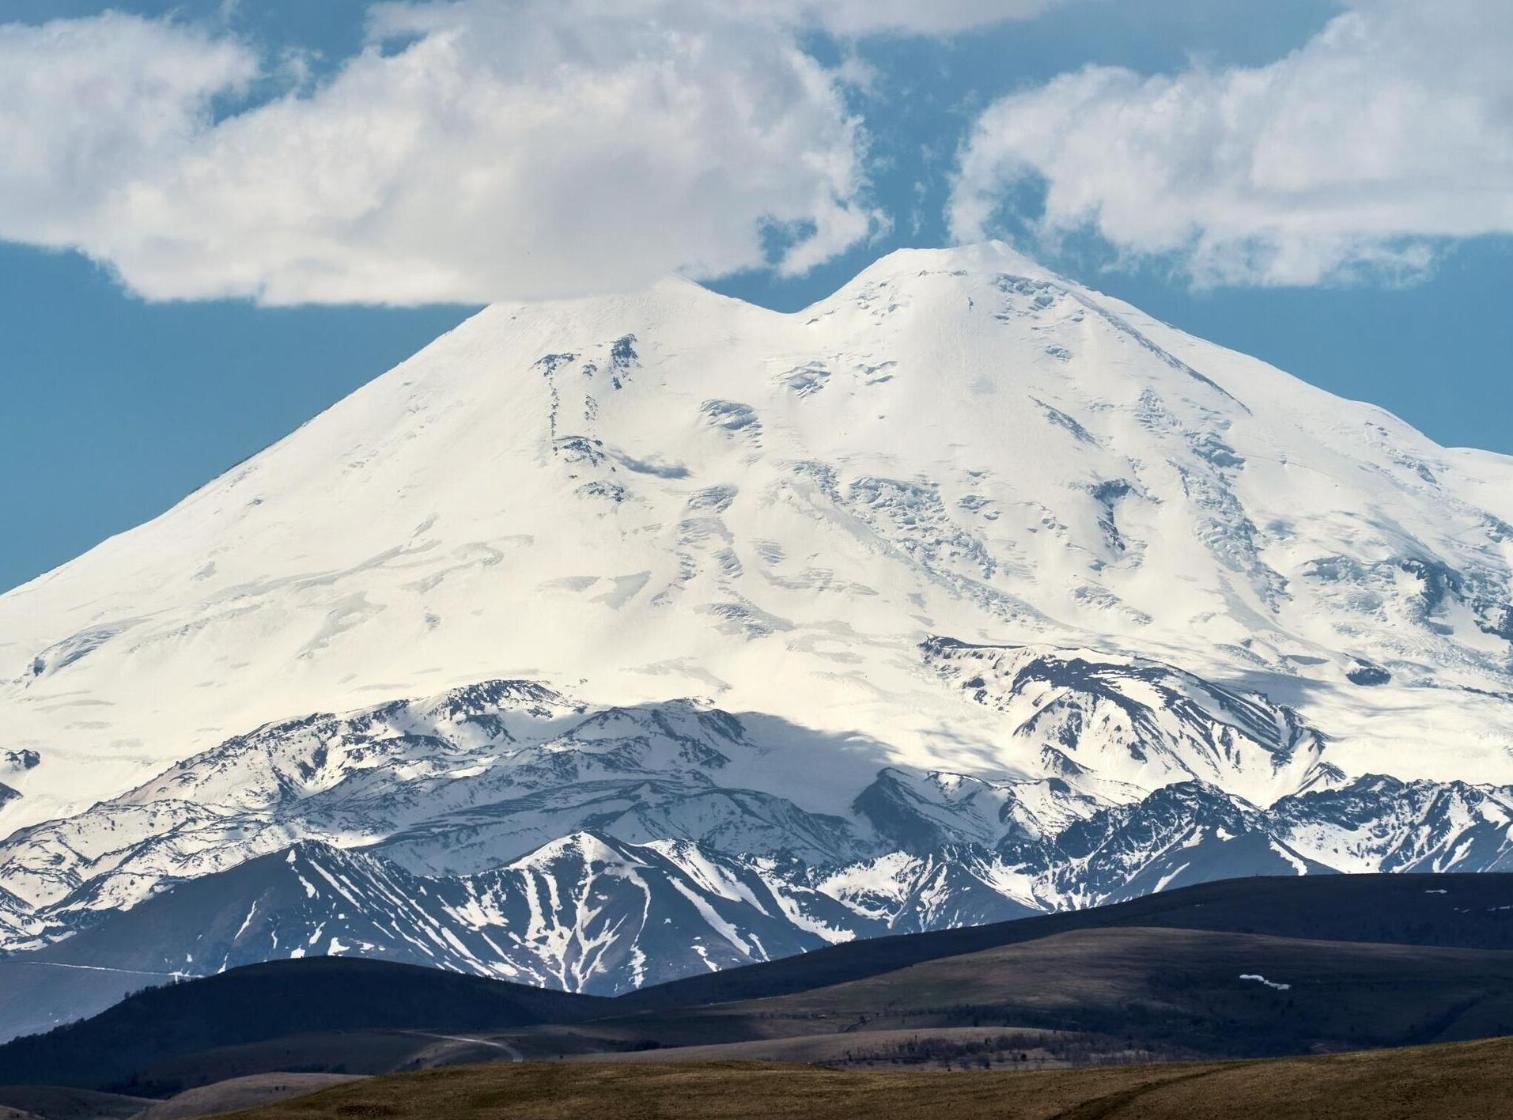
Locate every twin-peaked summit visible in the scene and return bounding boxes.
[1,241,1511,849]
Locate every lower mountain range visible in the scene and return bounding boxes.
[2,652,1512,1041]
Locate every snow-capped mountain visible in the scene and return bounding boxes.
[1,666,1511,1037]
[1,242,1511,1025]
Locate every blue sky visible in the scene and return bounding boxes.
[2,0,1510,592]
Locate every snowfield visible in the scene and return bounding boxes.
[1,242,1511,1011]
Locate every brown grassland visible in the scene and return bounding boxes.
[136,1074,362,1119]
[216,1035,1513,1120]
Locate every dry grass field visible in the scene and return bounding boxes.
[135,1074,364,1119]
[215,1035,1513,1120]
[0,1086,150,1120]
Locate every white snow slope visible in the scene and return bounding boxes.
[1,243,1512,995]
[6,242,1511,826]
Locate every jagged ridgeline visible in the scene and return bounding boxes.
[1,243,1511,1036]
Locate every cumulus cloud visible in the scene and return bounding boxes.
[949,0,1513,286]
[0,0,1066,305]
[0,3,853,304]
[0,14,258,243]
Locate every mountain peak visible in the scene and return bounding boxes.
[2,234,1511,840]
[812,240,1063,314]
[844,239,1057,284]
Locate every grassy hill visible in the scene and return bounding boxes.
[82,919,1513,1086]
[0,957,604,1094]
[0,1086,148,1120]
[526,925,1513,1064]
[134,1074,361,1119]
[618,872,1513,1011]
[2,874,1512,1098]
[202,1035,1513,1120]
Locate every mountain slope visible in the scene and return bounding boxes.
[691,926,1513,1058]
[1,242,1512,1031]
[2,673,1510,1000]
[0,956,603,1091]
[3,242,1511,832]
[0,834,870,1039]
[616,871,1513,1012]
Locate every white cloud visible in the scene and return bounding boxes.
[949,0,1513,286]
[782,0,1058,35]
[0,0,1065,306]
[0,2,883,304]
[0,0,1072,305]
[0,14,257,244]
